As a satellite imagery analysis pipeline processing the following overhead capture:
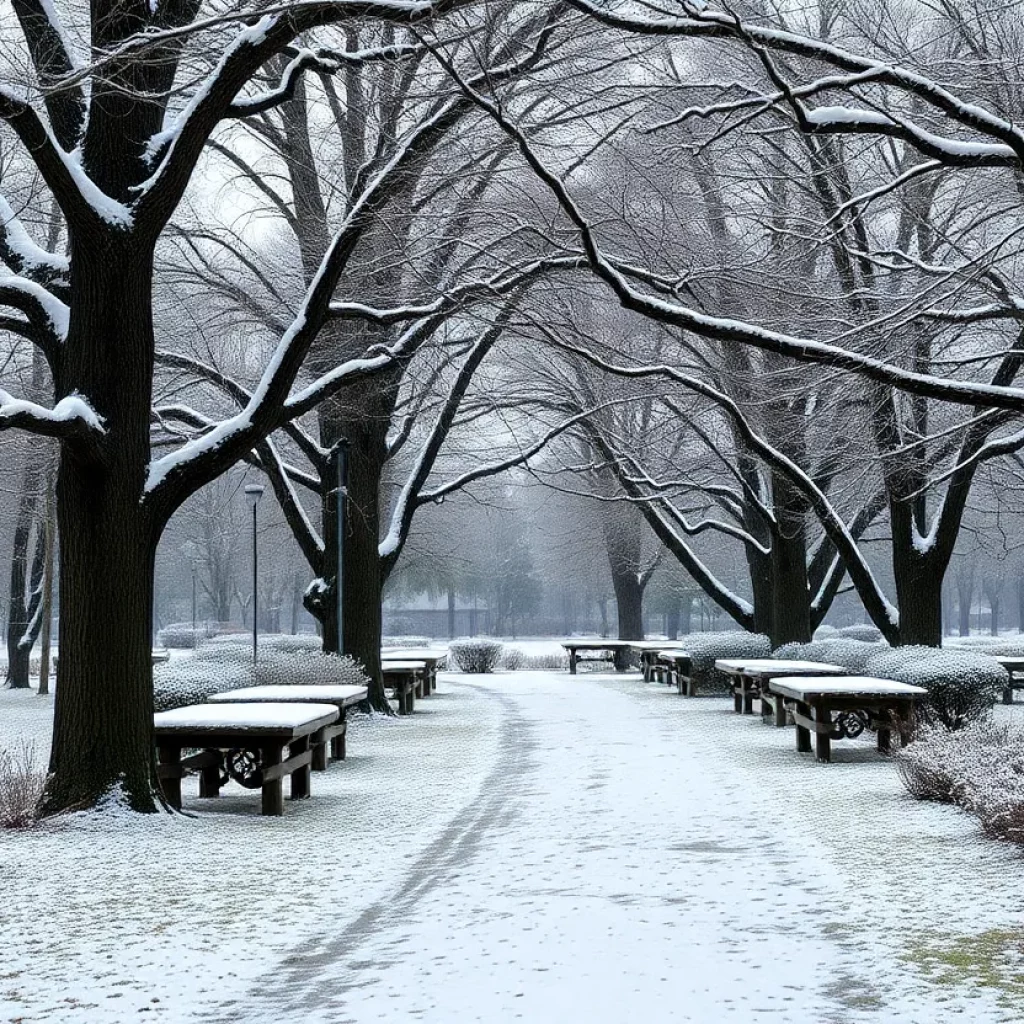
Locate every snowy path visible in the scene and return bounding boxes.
[198,673,1023,1024]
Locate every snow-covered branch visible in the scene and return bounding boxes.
[0,389,104,445]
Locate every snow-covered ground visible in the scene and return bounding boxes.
[2,670,1024,1022]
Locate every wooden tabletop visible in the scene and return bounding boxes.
[768,676,927,702]
[561,640,634,650]
[715,659,845,678]
[209,685,367,708]
[155,702,339,737]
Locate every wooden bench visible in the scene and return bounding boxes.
[656,650,694,694]
[152,647,171,664]
[154,703,339,815]
[382,661,427,714]
[995,657,1024,704]
[629,641,686,683]
[209,684,367,767]
[562,640,634,674]
[714,659,846,723]
[382,649,445,694]
[767,676,926,763]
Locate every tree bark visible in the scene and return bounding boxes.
[45,246,160,813]
[768,468,812,647]
[5,461,43,688]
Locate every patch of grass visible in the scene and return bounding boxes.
[902,928,1024,1008]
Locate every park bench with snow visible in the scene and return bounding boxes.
[628,641,688,683]
[766,676,927,763]
[656,650,694,694]
[994,657,1024,704]
[714,659,847,723]
[381,648,445,694]
[561,639,634,674]
[382,661,428,714]
[208,684,367,767]
[154,703,339,815]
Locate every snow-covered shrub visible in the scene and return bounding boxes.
[153,642,368,711]
[837,624,884,642]
[157,622,214,649]
[381,635,432,649]
[500,647,525,671]
[0,742,45,828]
[865,647,1005,730]
[450,639,504,673]
[894,723,1024,844]
[681,632,771,693]
[773,639,887,674]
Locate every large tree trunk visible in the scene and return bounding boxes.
[45,248,160,814]
[769,469,812,648]
[892,537,943,647]
[447,586,456,639]
[611,569,644,640]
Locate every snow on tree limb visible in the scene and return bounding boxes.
[0,389,104,442]
[439,60,1024,415]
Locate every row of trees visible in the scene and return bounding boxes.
[5,0,1024,813]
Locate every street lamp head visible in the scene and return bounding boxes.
[244,483,265,508]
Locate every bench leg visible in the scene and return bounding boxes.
[742,682,756,715]
[198,752,221,798]
[407,681,415,713]
[158,744,182,810]
[795,702,812,754]
[290,736,311,800]
[1004,685,1013,706]
[732,685,743,714]
[813,704,832,763]
[261,744,284,816]
[774,695,788,728]
[331,716,347,761]
[569,650,577,675]
[312,730,328,772]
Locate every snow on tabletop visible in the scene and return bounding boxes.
[154,701,338,732]
[658,648,689,658]
[381,660,427,670]
[715,658,846,675]
[381,648,447,660]
[561,639,632,648]
[768,675,928,697]
[209,684,367,704]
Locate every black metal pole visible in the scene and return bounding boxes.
[335,442,349,655]
[191,566,197,635]
[252,501,258,665]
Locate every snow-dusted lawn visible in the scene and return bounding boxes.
[2,670,1024,1022]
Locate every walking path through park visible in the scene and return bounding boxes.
[3,669,1024,1022]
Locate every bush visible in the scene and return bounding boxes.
[0,742,46,828]
[153,642,369,711]
[773,638,887,674]
[836,624,884,642]
[450,639,504,673]
[865,646,1004,730]
[381,635,432,648]
[157,622,215,649]
[681,632,771,693]
[894,723,1024,844]
[500,647,525,671]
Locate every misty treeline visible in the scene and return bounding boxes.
[4,0,1024,811]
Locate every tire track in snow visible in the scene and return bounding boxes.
[200,683,532,1023]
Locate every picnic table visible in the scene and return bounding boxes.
[562,639,634,674]
[994,657,1024,704]
[209,684,367,767]
[656,649,693,694]
[382,660,427,714]
[381,648,445,694]
[767,676,926,763]
[154,702,339,815]
[714,659,846,723]
[629,641,687,683]
[152,648,171,664]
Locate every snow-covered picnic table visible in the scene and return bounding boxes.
[209,684,367,768]
[714,658,846,722]
[629,641,688,683]
[381,648,446,693]
[655,649,693,694]
[766,676,927,763]
[561,639,634,674]
[153,703,339,815]
[994,656,1024,704]
[382,660,428,714]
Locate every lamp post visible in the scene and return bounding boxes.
[244,483,265,663]
[333,442,349,655]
